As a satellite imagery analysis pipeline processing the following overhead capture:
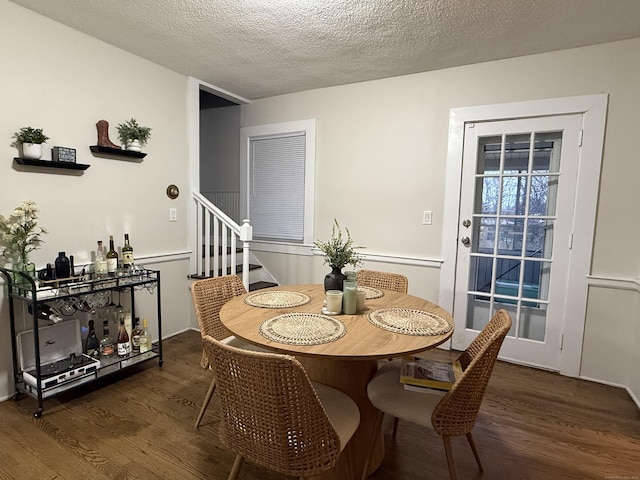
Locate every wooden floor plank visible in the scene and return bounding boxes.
[0,330,638,480]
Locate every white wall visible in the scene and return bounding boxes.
[0,1,192,400]
[241,38,640,402]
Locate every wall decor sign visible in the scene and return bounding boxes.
[52,146,76,163]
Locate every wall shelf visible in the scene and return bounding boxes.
[14,158,90,171]
[90,145,147,159]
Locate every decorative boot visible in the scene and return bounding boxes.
[96,120,121,149]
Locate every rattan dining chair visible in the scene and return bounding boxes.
[191,275,266,428]
[356,269,408,294]
[364,309,512,480]
[202,334,360,480]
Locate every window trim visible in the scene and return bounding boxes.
[240,119,316,254]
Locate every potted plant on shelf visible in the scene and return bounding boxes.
[116,118,152,152]
[314,219,364,291]
[13,127,49,160]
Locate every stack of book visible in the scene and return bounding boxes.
[399,356,463,394]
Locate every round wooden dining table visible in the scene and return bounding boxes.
[219,284,454,480]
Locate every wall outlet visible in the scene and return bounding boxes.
[169,208,177,222]
[422,210,432,225]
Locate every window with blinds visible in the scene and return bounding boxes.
[249,132,306,242]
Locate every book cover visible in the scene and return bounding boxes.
[400,356,463,391]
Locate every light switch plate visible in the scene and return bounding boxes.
[422,210,432,225]
[169,208,177,222]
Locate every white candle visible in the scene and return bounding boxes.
[326,290,343,313]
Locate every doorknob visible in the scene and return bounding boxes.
[462,219,471,228]
[461,236,471,246]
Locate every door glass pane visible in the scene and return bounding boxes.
[476,217,496,253]
[500,176,528,215]
[503,134,532,173]
[533,132,561,174]
[477,136,502,174]
[530,175,558,216]
[497,218,524,256]
[524,260,551,303]
[469,256,493,294]
[494,259,521,303]
[526,219,553,259]
[480,176,499,215]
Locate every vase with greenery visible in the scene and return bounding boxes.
[314,219,364,291]
[116,118,152,151]
[13,127,49,160]
[0,201,47,282]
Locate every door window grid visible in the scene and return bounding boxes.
[467,131,562,341]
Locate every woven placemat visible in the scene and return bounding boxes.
[259,313,346,345]
[244,290,311,308]
[358,286,383,299]
[368,308,453,336]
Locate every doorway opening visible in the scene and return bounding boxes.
[199,88,242,222]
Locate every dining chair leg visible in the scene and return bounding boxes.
[194,376,217,428]
[228,455,244,480]
[442,435,458,480]
[360,410,385,480]
[465,432,483,471]
[392,416,399,438]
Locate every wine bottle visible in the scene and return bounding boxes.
[122,233,134,269]
[84,320,100,357]
[100,320,115,357]
[130,317,142,354]
[117,318,131,357]
[139,318,151,353]
[106,235,118,276]
[95,241,108,278]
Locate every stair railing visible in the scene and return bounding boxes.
[192,191,253,290]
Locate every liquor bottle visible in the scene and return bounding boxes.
[106,235,118,275]
[130,317,142,354]
[122,233,134,270]
[117,318,131,357]
[84,319,100,357]
[139,318,151,353]
[94,241,108,278]
[100,320,115,357]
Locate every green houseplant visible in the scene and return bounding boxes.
[314,219,364,291]
[14,127,49,160]
[116,118,152,151]
[0,200,47,280]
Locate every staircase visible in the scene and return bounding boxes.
[191,191,277,291]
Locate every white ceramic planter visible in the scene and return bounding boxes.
[21,143,43,160]
[125,140,142,152]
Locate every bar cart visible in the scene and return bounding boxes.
[0,267,162,417]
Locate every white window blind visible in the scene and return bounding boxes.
[249,132,306,242]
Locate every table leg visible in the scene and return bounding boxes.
[299,357,384,480]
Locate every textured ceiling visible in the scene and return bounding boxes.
[9,0,640,100]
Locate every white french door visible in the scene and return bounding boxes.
[451,115,582,370]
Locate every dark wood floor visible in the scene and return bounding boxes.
[0,330,638,480]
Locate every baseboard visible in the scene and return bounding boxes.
[579,374,640,411]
